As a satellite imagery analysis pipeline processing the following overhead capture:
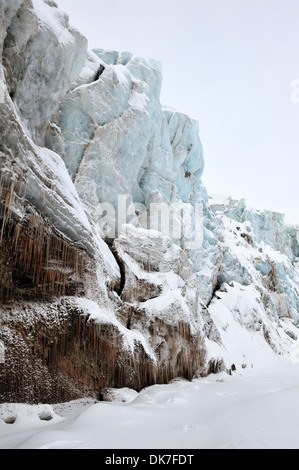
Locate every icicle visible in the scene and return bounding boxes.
[0,196,89,302]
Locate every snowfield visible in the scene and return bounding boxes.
[1,361,299,449]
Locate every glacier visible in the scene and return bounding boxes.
[0,0,299,406]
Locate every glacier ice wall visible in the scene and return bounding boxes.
[0,0,97,252]
[46,45,221,303]
[0,0,299,403]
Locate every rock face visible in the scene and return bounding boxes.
[0,0,299,403]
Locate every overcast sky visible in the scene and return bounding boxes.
[58,0,299,224]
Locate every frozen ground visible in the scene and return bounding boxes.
[1,361,299,449]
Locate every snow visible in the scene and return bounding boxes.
[74,298,156,361]
[2,362,299,449]
[142,290,192,326]
[128,88,149,112]
[207,283,283,369]
[204,196,299,369]
[33,146,92,233]
[31,0,75,45]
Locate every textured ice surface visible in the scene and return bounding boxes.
[47,44,220,304]
[3,0,87,145]
[49,48,205,217]
[0,0,97,253]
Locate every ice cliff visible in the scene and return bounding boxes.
[1,0,299,403]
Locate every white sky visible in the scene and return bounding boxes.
[57,0,299,224]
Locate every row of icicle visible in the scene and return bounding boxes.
[0,175,87,302]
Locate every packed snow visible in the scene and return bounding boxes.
[1,362,299,449]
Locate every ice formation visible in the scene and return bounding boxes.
[0,0,299,403]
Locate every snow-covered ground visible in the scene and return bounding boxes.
[1,361,299,449]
